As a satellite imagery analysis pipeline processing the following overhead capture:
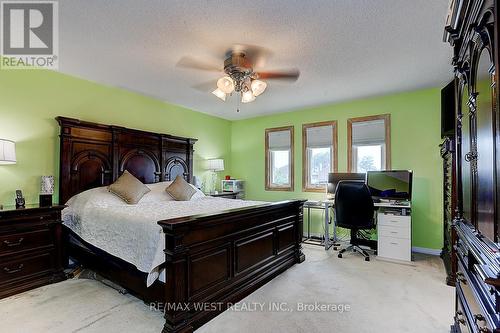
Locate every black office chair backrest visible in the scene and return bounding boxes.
[335,181,375,230]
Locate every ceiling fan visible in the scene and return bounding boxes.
[177,45,300,105]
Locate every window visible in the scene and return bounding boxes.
[302,121,337,192]
[265,126,294,191]
[347,115,391,173]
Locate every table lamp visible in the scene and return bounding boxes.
[206,159,224,193]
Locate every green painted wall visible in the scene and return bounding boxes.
[0,69,443,250]
[0,69,231,205]
[230,87,443,250]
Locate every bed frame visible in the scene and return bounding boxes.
[57,117,305,333]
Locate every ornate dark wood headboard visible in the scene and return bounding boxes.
[57,117,197,204]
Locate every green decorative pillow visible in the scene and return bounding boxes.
[166,175,196,201]
[108,170,151,204]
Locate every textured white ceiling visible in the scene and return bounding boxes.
[58,0,453,120]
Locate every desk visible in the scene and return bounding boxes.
[303,200,411,257]
[303,200,334,250]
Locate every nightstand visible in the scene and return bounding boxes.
[207,192,242,199]
[0,204,66,299]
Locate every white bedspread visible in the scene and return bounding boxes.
[62,183,263,286]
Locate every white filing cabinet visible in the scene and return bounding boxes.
[377,210,412,261]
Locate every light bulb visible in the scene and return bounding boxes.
[241,90,256,103]
[212,88,226,101]
[217,76,235,94]
[251,80,267,96]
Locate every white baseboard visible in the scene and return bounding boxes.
[412,246,441,256]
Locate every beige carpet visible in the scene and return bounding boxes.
[0,245,454,333]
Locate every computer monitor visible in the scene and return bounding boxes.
[366,170,413,201]
[327,173,366,195]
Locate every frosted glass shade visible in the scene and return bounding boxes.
[0,139,16,165]
[217,76,235,94]
[212,88,227,101]
[206,159,224,171]
[251,80,267,96]
[241,90,256,103]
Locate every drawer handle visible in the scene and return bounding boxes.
[457,272,467,284]
[390,231,398,234]
[3,264,24,274]
[455,310,465,324]
[474,314,486,322]
[3,237,24,247]
[390,242,399,245]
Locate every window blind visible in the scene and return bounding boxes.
[352,119,385,145]
[306,125,333,148]
[268,130,291,150]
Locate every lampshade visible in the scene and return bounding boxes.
[212,88,227,101]
[217,76,235,94]
[40,176,54,195]
[251,80,267,96]
[0,139,16,165]
[206,159,224,171]
[241,90,256,103]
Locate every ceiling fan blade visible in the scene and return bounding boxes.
[256,69,300,81]
[176,56,222,72]
[191,80,217,92]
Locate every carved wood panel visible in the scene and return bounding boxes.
[451,3,499,241]
[57,117,197,204]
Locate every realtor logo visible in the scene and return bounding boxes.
[1,1,58,69]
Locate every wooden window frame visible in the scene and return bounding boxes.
[347,114,391,172]
[302,121,338,192]
[265,126,294,191]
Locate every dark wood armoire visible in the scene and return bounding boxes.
[441,136,457,286]
[444,0,500,331]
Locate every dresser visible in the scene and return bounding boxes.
[443,0,500,331]
[0,205,66,299]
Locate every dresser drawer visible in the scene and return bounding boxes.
[378,225,410,240]
[457,259,497,332]
[377,214,410,228]
[456,284,473,333]
[0,251,53,284]
[378,236,411,261]
[0,228,53,256]
[0,211,59,224]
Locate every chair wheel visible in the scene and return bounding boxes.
[365,257,370,261]
[338,253,342,258]
[333,247,337,251]
[353,248,356,252]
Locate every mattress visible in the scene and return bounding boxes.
[62,182,263,286]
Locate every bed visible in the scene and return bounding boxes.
[57,117,305,333]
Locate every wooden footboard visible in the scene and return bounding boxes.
[158,200,305,333]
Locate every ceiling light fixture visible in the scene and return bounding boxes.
[251,79,267,97]
[178,49,300,108]
[212,88,226,101]
[217,76,235,94]
[241,89,256,103]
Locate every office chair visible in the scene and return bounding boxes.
[334,181,375,261]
